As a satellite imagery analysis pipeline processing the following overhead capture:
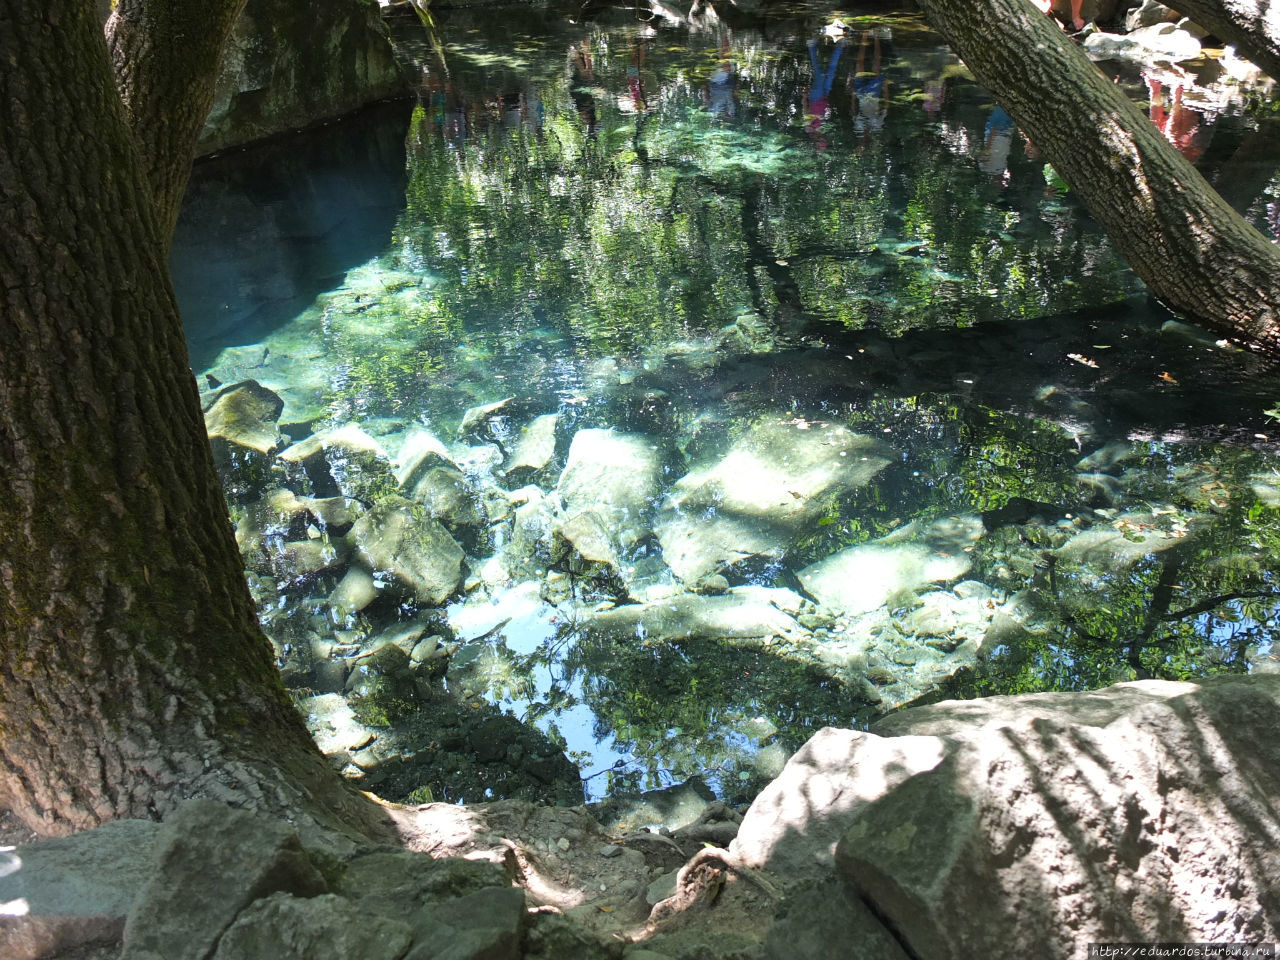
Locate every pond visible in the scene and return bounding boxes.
[172,1,1280,807]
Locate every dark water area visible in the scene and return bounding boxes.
[172,2,1280,805]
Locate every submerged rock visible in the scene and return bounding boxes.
[1056,509,1204,569]
[405,464,486,545]
[393,427,456,492]
[504,413,560,476]
[583,586,807,644]
[457,396,514,437]
[204,379,285,455]
[349,496,464,606]
[557,429,664,553]
[279,424,394,502]
[657,419,892,582]
[798,533,974,617]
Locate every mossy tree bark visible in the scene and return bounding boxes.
[915,0,1280,354]
[106,0,249,242]
[0,1,384,840]
[1173,0,1280,81]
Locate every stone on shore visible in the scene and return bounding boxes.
[728,676,1280,960]
[0,820,160,960]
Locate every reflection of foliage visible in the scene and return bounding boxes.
[337,347,445,416]
[961,445,1280,697]
[392,20,1142,368]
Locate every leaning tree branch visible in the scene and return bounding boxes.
[914,0,1280,356]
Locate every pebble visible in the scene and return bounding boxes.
[557,836,571,852]
[599,844,623,858]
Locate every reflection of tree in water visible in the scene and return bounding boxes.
[393,12,1142,367]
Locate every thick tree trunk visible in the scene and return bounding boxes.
[1174,0,1280,81]
[106,0,249,242]
[915,0,1280,354]
[0,1,382,841]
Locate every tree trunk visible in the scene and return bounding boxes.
[106,0,249,243]
[0,0,383,841]
[1174,0,1280,81]
[915,0,1280,355]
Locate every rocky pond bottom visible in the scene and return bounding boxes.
[199,288,1280,810]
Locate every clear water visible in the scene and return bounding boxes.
[173,3,1280,805]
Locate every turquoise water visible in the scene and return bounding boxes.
[174,4,1280,804]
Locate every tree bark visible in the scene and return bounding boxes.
[106,0,249,243]
[915,0,1280,355]
[0,0,382,841]
[1174,0,1280,81]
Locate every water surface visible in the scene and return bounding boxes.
[174,3,1280,804]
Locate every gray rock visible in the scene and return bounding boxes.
[204,380,284,455]
[505,413,560,476]
[657,419,891,582]
[1083,23,1202,62]
[557,429,664,551]
[0,820,159,960]
[121,800,326,960]
[212,892,412,960]
[406,886,526,960]
[762,879,911,960]
[199,0,405,155]
[645,870,679,907]
[835,676,1280,959]
[350,496,465,606]
[339,852,510,910]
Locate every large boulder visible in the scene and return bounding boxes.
[198,0,406,155]
[730,676,1280,959]
[657,419,892,583]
